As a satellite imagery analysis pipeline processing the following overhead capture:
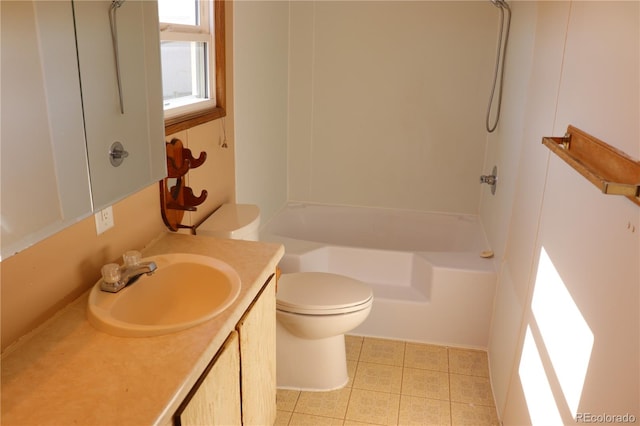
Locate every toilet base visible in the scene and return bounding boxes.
[276,321,349,391]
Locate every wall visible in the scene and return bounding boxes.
[0,184,165,351]
[482,1,640,423]
[287,1,497,214]
[478,1,537,263]
[233,0,289,223]
[0,3,237,352]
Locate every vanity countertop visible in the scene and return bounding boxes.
[1,233,284,426]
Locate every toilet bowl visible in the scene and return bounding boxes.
[276,272,372,390]
[196,204,374,391]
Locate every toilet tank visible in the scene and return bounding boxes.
[196,204,260,241]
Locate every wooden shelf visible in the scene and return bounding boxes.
[542,125,640,206]
[160,138,208,231]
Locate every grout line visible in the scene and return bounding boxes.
[292,390,300,414]
[447,347,454,426]
[392,364,402,426]
[344,362,356,423]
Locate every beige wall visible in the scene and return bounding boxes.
[1,2,236,352]
[484,1,639,422]
[166,118,237,227]
[0,184,165,351]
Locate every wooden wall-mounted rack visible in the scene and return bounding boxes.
[542,125,640,206]
[160,138,208,231]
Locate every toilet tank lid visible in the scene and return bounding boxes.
[277,272,373,311]
[198,204,260,234]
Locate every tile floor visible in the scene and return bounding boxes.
[275,336,500,426]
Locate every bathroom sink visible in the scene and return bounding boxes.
[87,253,241,337]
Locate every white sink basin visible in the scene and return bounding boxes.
[87,253,241,337]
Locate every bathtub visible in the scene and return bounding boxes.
[261,203,497,348]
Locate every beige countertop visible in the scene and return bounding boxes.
[1,233,284,426]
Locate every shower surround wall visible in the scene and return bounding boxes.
[480,1,639,423]
[287,1,497,213]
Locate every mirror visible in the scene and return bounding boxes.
[0,0,166,260]
[74,0,166,210]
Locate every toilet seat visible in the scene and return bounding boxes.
[276,272,373,316]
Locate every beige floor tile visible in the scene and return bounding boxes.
[289,412,345,425]
[346,335,364,361]
[295,387,352,419]
[353,362,403,394]
[448,348,490,377]
[277,389,301,411]
[360,338,405,366]
[277,338,499,426]
[401,367,449,400]
[346,359,357,388]
[449,374,495,406]
[398,395,451,426]
[451,402,500,425]
[345,389,400,425]
[404,343,449,372]
[276,410,293,426]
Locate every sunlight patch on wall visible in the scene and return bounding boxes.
[519,326,563,426]
[531,247,594,417]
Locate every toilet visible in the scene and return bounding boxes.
[196,204,373,391]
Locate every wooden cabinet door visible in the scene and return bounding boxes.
[176,331,241,426]
[237,276,277,426]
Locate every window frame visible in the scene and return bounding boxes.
[162,0,226,135]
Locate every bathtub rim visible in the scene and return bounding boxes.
[261,201,493,255]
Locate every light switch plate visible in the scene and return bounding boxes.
[95,206,114,235]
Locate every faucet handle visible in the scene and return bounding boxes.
[479,165,498,195]
[102,263,121,283]
[101,263,125,293]
[123,250,142,268]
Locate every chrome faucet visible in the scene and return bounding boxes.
[120,261,157,286]
[480,165,498,195]
[479,174,497,185]
[100,251,157,293]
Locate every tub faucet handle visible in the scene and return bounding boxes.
[479,175,496,185]
[480,166,498,195]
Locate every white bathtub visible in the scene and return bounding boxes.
[262,203,497,348]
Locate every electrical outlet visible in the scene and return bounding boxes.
[95,206,115,235]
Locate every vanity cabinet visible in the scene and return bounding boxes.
[175,275,277,426]
[176,332,242,426]
[237,274,277,425]
[0,235,284,425]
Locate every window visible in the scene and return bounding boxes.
[158,0,226,134]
